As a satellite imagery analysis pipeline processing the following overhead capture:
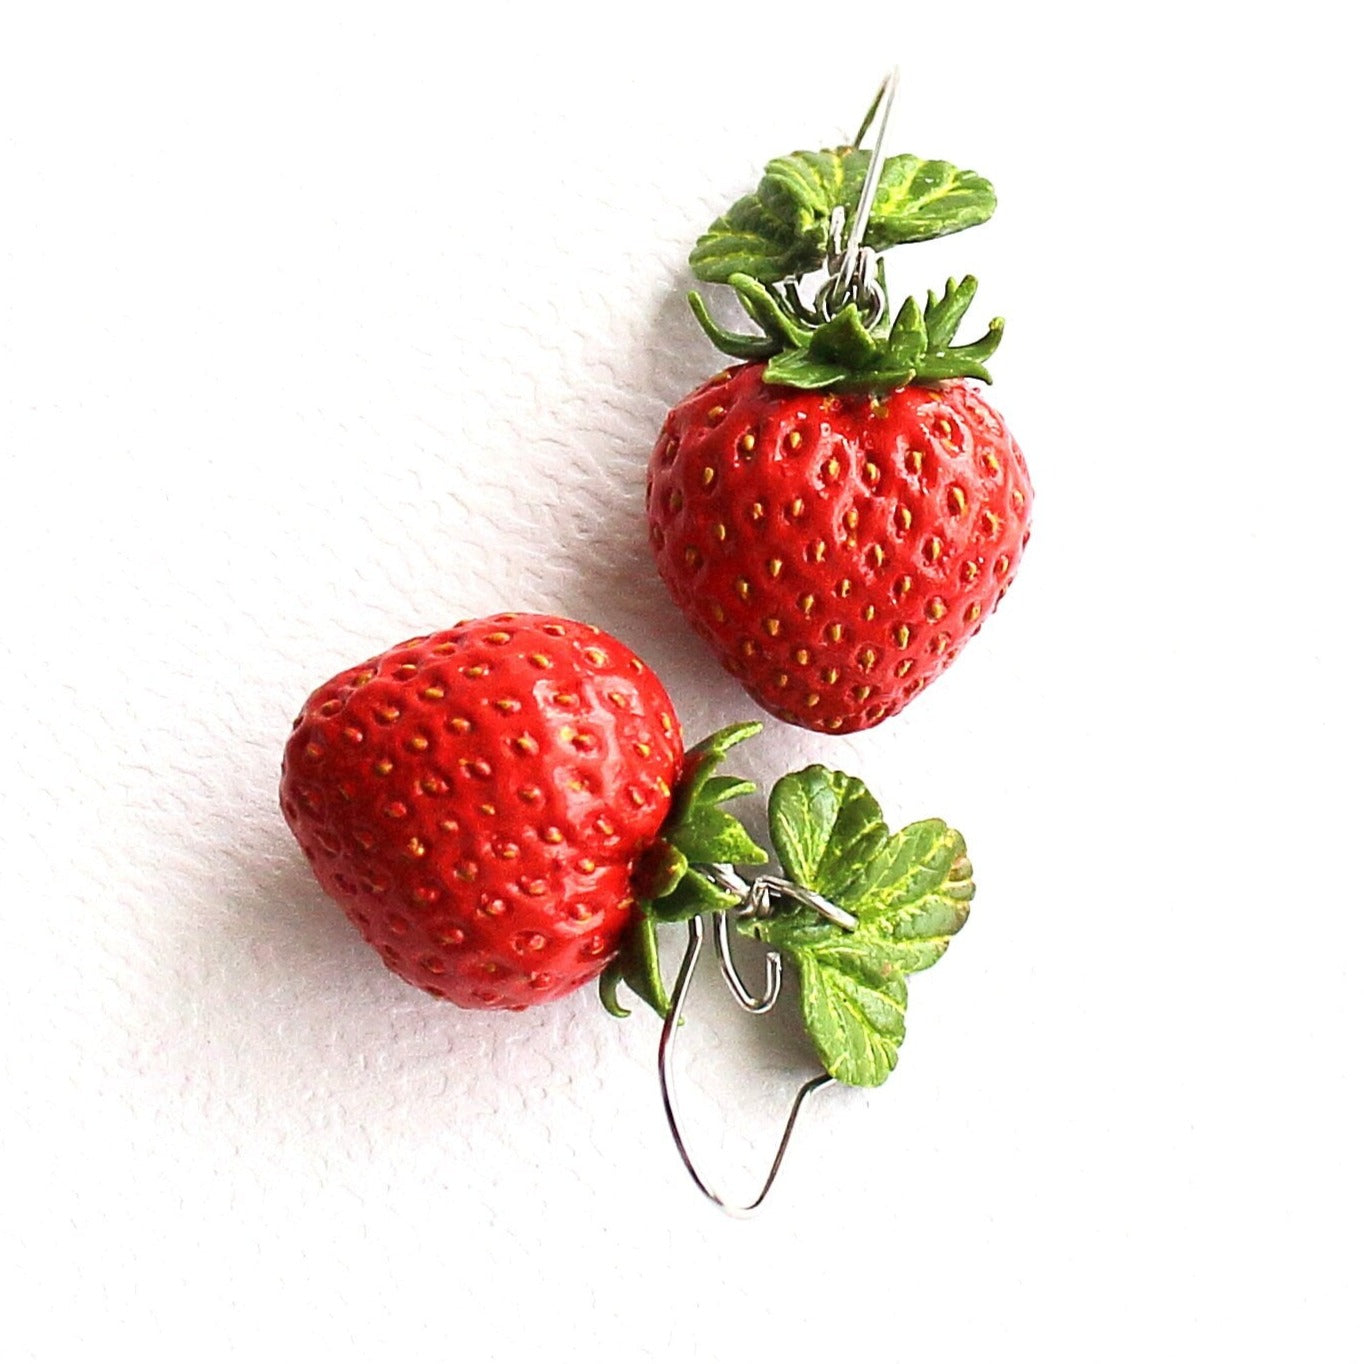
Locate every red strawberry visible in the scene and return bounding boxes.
[649,102,1032,732]
[279,613,685,1010]
[647,363,1031,733]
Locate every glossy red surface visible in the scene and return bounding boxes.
[647,365,1032,732]
[280,614,684,1009]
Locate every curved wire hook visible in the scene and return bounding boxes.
[821,67,900,325]
[713,909,782,1014]
[658,916,833,1217]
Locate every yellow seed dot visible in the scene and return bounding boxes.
[486,631,512,644]
[406,837,427,859]
[805,693,821,708]
[895,575,913,595]
[799,594,814,617]
[844,509,859,532]
[895,659,914,677]
[811,540,827,563]
[823,667,840,685]
[862,604,876,621]
[1012,488,1026,509]
[607,691,626,708]
[870,544,886,567]
[948,486,967,516]
[741,639,757,657]
[706,404,726,425]
[668,490,684,513]
[421,685,445,701]
[374,758,394,775]
[764,618,781,638]
[767,557,783,579]
[795,647,811,666]
[774,672,790,689]
[736,577,751,601]
[933,633,951,655]
[996,554,1011,575]
[711,603,726,623]
[895,624,911,648]
[634,742,652,758]
[578,858,597,874]
[494,698,518,712]
[407,735,429,752]
[865,460,881,485]
[925,537,943,563]
[962,561,980,582]
[786,430,803,451]
[514,736,537,753]
[447,717,472,734]
[898,507,913,531]
[740,432,756,454]
[984,451,1001,475]
[837,578,852,598]
[966,602,982,621]
[529,653,551,668]
[827,623,844,643]
[749,501,765,522]
[859,647,878,670]
[462,665,487,679]
[789,497,805,519]
[713,523,728,542]
[828,717,845,731]
[926,598,946,621]
[853,685,872,702]
[824,457,841,480]
[683,547,700,567]
[701,466,716,487]
[983,511,1002,536]
[660,714,673,734]
[585,647,607,665]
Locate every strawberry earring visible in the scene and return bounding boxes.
[281,614,972,1212]
[647,70,1032,732]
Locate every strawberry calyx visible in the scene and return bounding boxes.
[688,272,1003,394]
[602,722,766,1018]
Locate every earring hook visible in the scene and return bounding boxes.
[657,915,834,1217]
[820,68,900,324]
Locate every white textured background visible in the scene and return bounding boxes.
[3,3,1360,1360]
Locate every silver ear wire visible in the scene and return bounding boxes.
[820,67,899,325]
[655,868,858,1215]
[657,915,834,1217]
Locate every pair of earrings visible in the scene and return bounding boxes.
[280,74,1032,1213]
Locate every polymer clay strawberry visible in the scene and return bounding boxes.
[280,614,688,1009]
[647,90,1032,733]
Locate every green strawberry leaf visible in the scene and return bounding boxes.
[690,148,994,286]
[865,154,996,252]
[755,766,974,1087]
[769,767,889,903]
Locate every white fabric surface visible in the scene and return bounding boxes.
[3,4,1359,1360]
